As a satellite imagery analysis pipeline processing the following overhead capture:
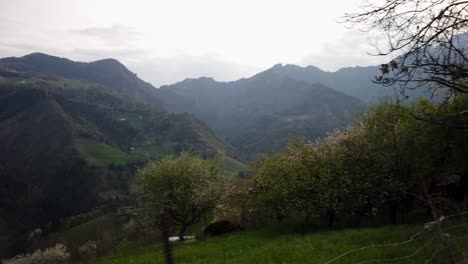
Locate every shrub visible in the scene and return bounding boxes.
[204,220,242,236]
[78,241,97,260]
[123,219,139,241]
[2,244,70,264]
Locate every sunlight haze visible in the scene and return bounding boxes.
[0,0,386,86]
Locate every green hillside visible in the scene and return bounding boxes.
[75,139,133,166]
[0,55,244,247]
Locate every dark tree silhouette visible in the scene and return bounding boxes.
[345,0,468,101]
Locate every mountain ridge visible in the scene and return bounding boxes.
[0,53,164,108]
[157,70,366,160]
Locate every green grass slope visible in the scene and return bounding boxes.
[76,139,133,166]
[83,224,468,264]
[222,155,248,176]
[62,216,110,242]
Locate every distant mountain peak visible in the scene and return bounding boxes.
[304,65,324,71]
[0,52,165,108]
[261,63,320,77]
[271,63,284,69]
[91,58,125,67]
[21,52,73,63]
[23,52,51,58]
[177,76,218,85]
[89,58,132,75]
[191,76,216,82]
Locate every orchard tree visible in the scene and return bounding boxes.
[403,97,468,264]
[356,97,467,264]
[249,155,301,223]
[250,141,345,225]
[139,152,226,240]
[214,178,252,225]
[347,101,416,223]
[407,97,468,212]
[312,130,354,227]
[249,143,323,223]
[314,121,407,226]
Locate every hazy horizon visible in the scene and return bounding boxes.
[0,0,389,86]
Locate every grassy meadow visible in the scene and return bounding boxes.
[81,223,468,264]
[76,139,133,166]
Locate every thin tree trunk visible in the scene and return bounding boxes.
[179,225,188,241]
[275,207,284,223]
[326,209,335,228]
[276,214,284,223]
[160,212,174,264]
[420,176,457,264]
[389,202,398,225]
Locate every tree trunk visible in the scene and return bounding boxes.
[276,214,284,223]
[389,202,398,225]
[326,209,335,228]
[241,204,247,226]
[179,225,188,241]
[159,212,173,264]
[275,210,285,223]
[419,176,457,264]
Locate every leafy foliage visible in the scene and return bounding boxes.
[250,96,468,225]
[139,153,226,240]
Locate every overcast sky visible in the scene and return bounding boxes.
[0,0,388,87]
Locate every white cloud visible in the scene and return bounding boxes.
[127,54,262,87]
[298,30,390,71]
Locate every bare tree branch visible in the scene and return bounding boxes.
[345,0,468,100]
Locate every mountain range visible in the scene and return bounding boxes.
[260,64,388,102]
[157,70,366,159]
